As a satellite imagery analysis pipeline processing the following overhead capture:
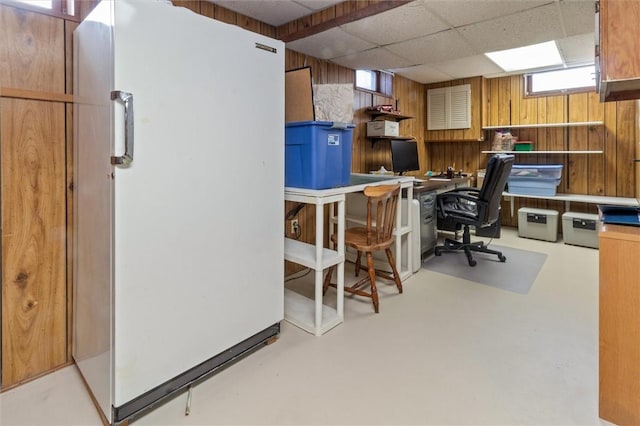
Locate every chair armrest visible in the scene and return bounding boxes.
[437,191,480,205]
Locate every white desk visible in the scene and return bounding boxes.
[284,174,414,336]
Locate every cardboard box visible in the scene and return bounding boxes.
[366,120,399,137]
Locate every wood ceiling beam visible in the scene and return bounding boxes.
[276,0,411,43]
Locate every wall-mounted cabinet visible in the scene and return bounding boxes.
[425,77,484,142]
[427,84,470,130]
[597,0,640,102]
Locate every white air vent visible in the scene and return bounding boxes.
[427,84,471,130]
[427,88,447,130]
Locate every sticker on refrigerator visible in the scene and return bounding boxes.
[327,134,340,146]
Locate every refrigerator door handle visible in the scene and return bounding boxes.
[111,90,134,166]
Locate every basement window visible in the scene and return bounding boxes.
[525,65,596,97]
[355,69,393,97]
[2,0,76,18]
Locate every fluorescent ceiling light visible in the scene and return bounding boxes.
[485,41,563,72]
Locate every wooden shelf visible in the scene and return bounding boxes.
[368,135,415,141]
[503,191,638,216]
[366,111,413,121]
[482,150,603,154]
[367,135,416,147]
[482,121,604,130]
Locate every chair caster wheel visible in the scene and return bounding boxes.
[499,255,506,262]
[469,260,477,267]
[435,251,442,256]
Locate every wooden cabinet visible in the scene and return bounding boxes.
[599,223,640,425]
[597,0,640,102]
[425,76,484,142]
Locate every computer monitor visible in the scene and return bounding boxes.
[390,139,420,175]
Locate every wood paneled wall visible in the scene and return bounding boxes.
[427,75,638,227]
[283,50,427,274]
[0,3,73,388]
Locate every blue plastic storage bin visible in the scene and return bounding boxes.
[285,121,355,189]
[508,177,561,196]
[510,164,563,179]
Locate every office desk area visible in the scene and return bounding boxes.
[414,176,471,193]
[283,174,473,336]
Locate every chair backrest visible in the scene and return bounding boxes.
[476,154,514,224]
[364,183,401,247]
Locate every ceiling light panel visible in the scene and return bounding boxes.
[485,40,563,72]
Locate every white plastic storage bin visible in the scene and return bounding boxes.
[508,164,563,196]
[562,212,599,249]
[518,207,558,242]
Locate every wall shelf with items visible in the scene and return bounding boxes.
[483,121,610,209]
[482,121,603,130]
[502,192,638,216]
[365,110,415,146]
[367,111,413,121]
[482,150,603,154]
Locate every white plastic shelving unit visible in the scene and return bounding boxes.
[283,192,345,337]
[283,174,414,336]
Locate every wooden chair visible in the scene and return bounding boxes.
[323,184,403,313]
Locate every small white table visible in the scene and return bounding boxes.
[284,174,414,336]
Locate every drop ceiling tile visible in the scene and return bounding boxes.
[431,55,504,78]
[293,0,343,11]
[211,0,313,26]
[423,0,551,28]
[331,47,415,70]
[559,0,597,36]
[385,29,477,63]
[458,3,564,53]
[340,1,448,45]
[286,28,376,60]
[557,32,595,65]
[390,64,453,84]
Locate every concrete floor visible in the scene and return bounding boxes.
[0,228,612,425]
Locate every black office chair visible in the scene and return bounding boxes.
[434,154,514,267]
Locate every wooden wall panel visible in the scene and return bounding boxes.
[0,5,65,93]
[1,99,66,387]
[616,101,637,198]
[428,74,636,227]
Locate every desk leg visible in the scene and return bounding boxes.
[336,198,344,320]
[314,202,324,336]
